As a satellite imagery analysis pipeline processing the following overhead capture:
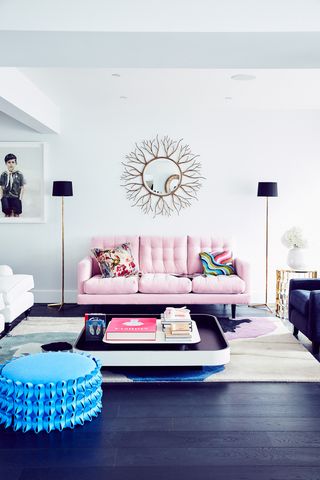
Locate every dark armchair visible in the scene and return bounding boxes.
[288,278,320,354]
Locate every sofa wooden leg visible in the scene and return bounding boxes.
[231,304,236,319]
[312,342,320,355]
[293,326,299,337]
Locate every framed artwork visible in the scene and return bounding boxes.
[0,142,45,223]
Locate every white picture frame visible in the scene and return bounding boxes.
[0,142,46,223]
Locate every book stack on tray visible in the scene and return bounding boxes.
[161,306,193,341]
[104,317,157,342]
[163,322,192,342]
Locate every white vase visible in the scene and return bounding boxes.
[287,247,307,270]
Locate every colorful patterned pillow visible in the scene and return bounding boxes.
[199,250,235,276]
[92,243,138,278]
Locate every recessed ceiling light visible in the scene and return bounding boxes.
[112,73,121,77]
[231,74,256,81]
[120,96,128,99]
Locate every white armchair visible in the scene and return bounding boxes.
[0,265,34,331]
[0,293,5,334]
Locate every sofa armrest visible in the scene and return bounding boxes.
[78,256,93,294]
[234,258,250,294]
[0,265,13,276]
[308,290,320,340]
[289,278,320,293]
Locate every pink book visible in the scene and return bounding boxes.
[105,317,157,340]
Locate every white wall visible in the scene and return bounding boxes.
[0,88,319,304]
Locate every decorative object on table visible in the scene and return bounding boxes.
[84,313,107,341]
[48,181,73,309]
[121,135,205,217]
[252,181,278,312]
[161,306,193,335]
[0,352,102,433]
[91,242,138,278]
[276,269,317,319]
[281,226,308,270]
[105,317,157,341]
[289,278,320,354]
[163,306,191,321]
[199,250,235,276]
[0,142,45,223]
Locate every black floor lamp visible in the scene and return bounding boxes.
[48,181,73,309]
[253,182,278,312]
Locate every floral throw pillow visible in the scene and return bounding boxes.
[199,250,235,276]
[92,243,138,278]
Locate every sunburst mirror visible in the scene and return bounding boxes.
[121,135,204,217]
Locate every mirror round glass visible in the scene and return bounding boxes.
[143,158,181,196]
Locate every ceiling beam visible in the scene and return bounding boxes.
[0,32,320,69]
[0,68,60,133]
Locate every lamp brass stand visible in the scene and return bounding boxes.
[48,181,73,310]
[250,181,278,313]
[48,196,65,309]
[251,197,273,313]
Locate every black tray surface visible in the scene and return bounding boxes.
[75,313,228,352]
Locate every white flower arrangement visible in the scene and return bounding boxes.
[281,226,308,249]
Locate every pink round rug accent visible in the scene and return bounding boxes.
[224,317,277,341]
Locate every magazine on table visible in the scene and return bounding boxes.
[105,317,157,341]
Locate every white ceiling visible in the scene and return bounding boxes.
[1,1,320,68]
[2,1,320,111]
[20,68,320,110]
[1,0,320,32]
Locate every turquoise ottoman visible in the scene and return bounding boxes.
[0,352,102,433]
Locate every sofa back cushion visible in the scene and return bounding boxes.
[91,236,139,275]
[188,236,232,274]
[139,236,188,274]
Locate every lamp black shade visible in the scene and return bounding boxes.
[257,182,278,197]
[52,181,73,197]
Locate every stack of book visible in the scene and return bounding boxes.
[161,306,193,341]
[104,317,157,342]
[163,321,192,341]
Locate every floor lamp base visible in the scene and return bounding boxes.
[48,302,64,310]
[249,303,274,314]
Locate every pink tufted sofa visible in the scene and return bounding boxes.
[78,236,250,317]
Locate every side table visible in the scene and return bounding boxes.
[276,269,317,319]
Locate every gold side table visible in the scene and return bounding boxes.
[276,269,317,319]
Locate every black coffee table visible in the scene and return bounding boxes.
[74,313,229,367]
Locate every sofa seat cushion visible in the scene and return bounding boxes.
[83,275,139,295]
[290,289,310,317]
[0,274,34,305]
[192,275,245,294]
[139,274,192,294]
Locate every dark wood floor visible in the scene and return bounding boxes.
[1,383,320,479]
[1,304,320,479]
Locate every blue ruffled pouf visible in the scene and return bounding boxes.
[0,352,102,433]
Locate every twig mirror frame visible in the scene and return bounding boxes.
[121,135,204,217]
